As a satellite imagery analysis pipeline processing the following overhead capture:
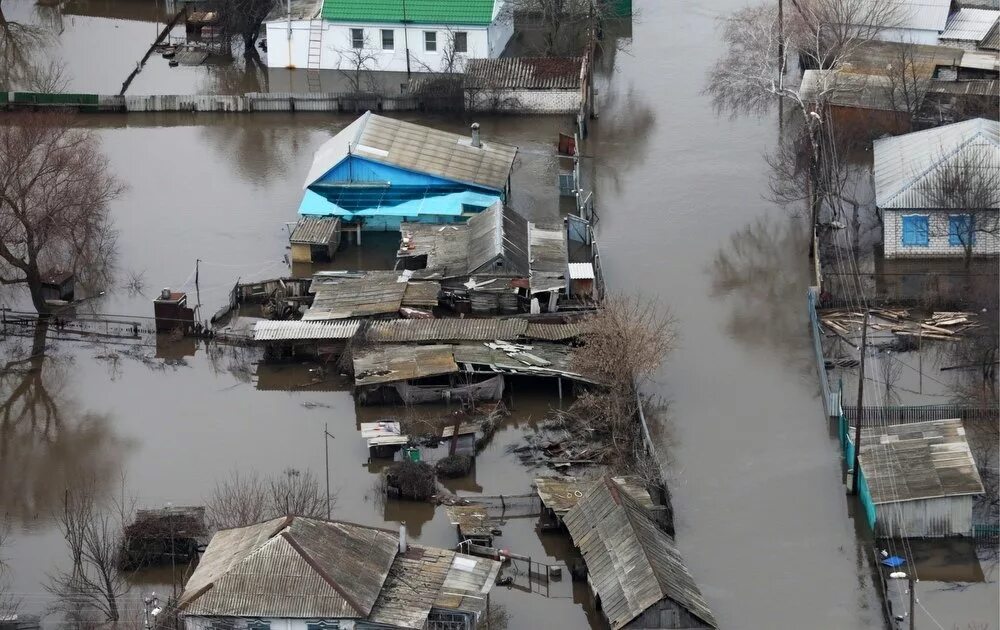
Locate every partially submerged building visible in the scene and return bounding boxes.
[563,477,717,630]
[535,475,656,528]
[301,271,441,320]
[855,419,985,538]
[874,117,999,259]
[289,216,341,263]
[464,56,586,113]
[177,515,501,630]
[299,112,517,231]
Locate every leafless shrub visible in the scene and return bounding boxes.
[123,270,146,298]
[21,57,69,93]
[0,518,19,621]
[336,33,381,96]
[384,460,437,501]
[205,468,331,530]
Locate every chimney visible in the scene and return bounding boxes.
[470,123,481,148]
[160,288,171,300]
[399,521,407,553]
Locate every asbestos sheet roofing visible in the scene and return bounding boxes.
[563,478,717,630]
[873,117,1000,208]
[467,202,530,276]
[799,70,905,111]
[366,318,528,342]
[179,516,399,618]
[981,17,1000,48]
[354,344,458,385]
[523,321,583,341]
[465,57,583,90]
[253,319,361,341]
[290,217,340,245]
[322,0,497,25]
[305,111,517,192]
[940,8,1000,41]
[536,475,655,515]
[887,0,952,31]
[858,418,985,504]
[305,271,408,320]
[368,546,454,629]
[435,552,501,616]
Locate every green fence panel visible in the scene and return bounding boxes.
[12,92,99,109]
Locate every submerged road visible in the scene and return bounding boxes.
[591,1,884,628]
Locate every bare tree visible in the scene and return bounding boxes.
[924,149,1000,270]
[501,0,619,57]
[206,468,330,530]
[0,114,123,315]
[0,0,49,90]
[0,518,19,621]
[336,33,381,96]
[47,476,135,623]
[217,0,275,59]
[882,43,931,123]
[21,58,69,93]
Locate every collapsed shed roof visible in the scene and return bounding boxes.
[304,111,517,192]
[857,418,985,505]
[563,477,717,630]
[303,271,441,320]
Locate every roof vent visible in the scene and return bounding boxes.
[471,123,481,148]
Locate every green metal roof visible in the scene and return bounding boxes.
[322,0,497,25]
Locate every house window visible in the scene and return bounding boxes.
[306,622,340,630]
[949,214,974,246]
[424,31,437,52]
[247,622,271,630]
[901,215,929,246]
[350,28,364,49]
[381,29,394,50]
[453,31,468,53]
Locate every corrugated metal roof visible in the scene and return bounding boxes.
[354,344,459,385]
[366,318,528,342]
[253,319,362,341]
[290,216,340,245]
[304,111,517,192]
[523,322,582,340]
[434,551,501,616]
[322,0,496,25]
[940,8,1000,41]
[568,262,595,280]
[858,419,986,504]
[535,475,655,515]
[981,17,1000,48]
[886,0,952,32]
[842,40,963,79]
[563,477,717,629]
[467,202,530,276]
[305,271,408,320]
[465,57,583,90]
[925,77,999,94]
[873,118,1000,208]
[179,516,399,618]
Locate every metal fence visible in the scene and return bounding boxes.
[842,404,999,425]
[808,286,837,417]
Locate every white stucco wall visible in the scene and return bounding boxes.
[874,27,943,45]
[466,88,582,113]
[265,20,510,72]
[883,209,1000,258]
[184,617,357,630]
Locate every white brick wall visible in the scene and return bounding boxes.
[466,88,581,113]
[883,208,1000,258]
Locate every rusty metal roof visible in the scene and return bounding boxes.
[253,319,362,341]
[366,318,528,342]
[290,216,341,245]
[465,57,583,90]
[564,478,717,630]
[179,516,399,619]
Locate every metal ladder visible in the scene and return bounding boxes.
[306,19,323,92]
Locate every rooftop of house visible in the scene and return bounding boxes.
[177,516,500,627]
[840,40,963,79]
[884,0,952,32]
[940,8,1000,41]
[535,475,655,515]
[301,271,441,321]
[464,57,584,90]
[873,117,1000,209]
[563,477,717,630]
[289,216,341,245]
[857,419,986,505]
[321,0,499,25]
[303,111,517,193]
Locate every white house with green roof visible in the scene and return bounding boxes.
[265,0,513,74]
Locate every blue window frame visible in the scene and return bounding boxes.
[948,214,974,246]
[901,215,929,246]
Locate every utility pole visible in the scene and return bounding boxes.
[851,311,869,495]
[324,423,334,518]
[909,574,915,630]
[403,0,411,78]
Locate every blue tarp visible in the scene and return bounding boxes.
[298,188,500,230]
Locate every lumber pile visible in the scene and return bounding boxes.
[819,309,981,342]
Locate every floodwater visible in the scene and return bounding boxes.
[2,0,997,628]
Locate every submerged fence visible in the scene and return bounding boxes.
[808,286,837,417]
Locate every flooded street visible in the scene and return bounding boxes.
[2,0,996,628]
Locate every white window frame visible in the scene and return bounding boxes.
[424,30,437,52]
[350,28,364,49]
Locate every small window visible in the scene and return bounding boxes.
[453,31,468,53]
[901,215,929,247]
[948,214,974,246]
[424,31,437,52]
[381,29,394,50]
[350,28,364,49]
[247,622,270,630]
[306,622,340,630]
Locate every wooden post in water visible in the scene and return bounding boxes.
[851,311,869,495]
[324,422,331,519]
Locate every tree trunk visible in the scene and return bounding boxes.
[243,31,258,57]
[26,268,53,317]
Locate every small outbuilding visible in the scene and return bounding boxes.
[39,271,75,302]
[464,56,586,113]
[856,418,985,538]
[289,216,341,263]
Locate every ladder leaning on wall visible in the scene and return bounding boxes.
[306,19,323,92]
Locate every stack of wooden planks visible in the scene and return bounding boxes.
[820,309,980,342]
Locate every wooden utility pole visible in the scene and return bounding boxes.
[851,311,869,495]
[908,574,915,630]
[324,422,332,518]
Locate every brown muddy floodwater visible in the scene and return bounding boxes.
[2,0,997,628]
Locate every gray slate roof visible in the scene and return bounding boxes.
[179,516,399,618]
[940,8,1000,41]
[304,111,517,192]
[858,419,985,505]
[290,217,340,245]
[873,117,1000,209]
[464,57,583,90]
[563,477,717,629]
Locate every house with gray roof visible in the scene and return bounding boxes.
[178,515,500,630]
[563,476,717,630]
[873,118,999,259]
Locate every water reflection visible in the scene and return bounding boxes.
[0,325,132,524]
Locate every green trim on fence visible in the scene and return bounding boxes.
[12,92,99,109]
[0,92,7,105]
[840,405,877,531]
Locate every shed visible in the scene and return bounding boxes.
[152,289,195,333]
[289,216,341,263]
[856,419,985,538]
[464,57,585,113]
[467,201,530,277]
[303,271,441,320]
[798,69,914,133]
[361,421,409,458]
[445,505,496,546]
[563,477,717,630]
[535,475,656,529]
[939,9,1000,49]
[39,271,74,302]
[568,262,596,298]
[119,506,208,570]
